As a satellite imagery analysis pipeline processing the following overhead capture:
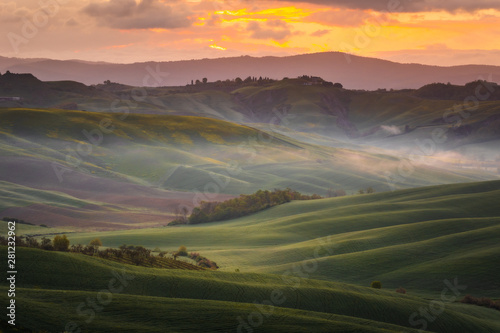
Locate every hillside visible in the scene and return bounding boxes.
[2,181,500,332]
[2,52,500,89]
[0,107,495,229]
[2,73,500,155]
[59,180,500,297]
[1,245,499,332]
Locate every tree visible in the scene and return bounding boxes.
[177,245,188,256]
[371,281,382,289]
[235,77,242,84]
[202,77,208,84]
[89,238,103,247]
[358,189,365,195]
[89,238,103,254]
[333,82,343,89]
[53,235,70,251]
[41,237,53,250]
[366,187,375,194]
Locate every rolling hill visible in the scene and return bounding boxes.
[0,106,496,229]
[54,180,500,297]
[2,180,500,332]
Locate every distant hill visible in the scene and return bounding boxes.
[2,52,500,90]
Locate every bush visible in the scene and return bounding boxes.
[177,245,188,256]
[40,237,53,250]
[89,238,103,247]
[460,295,500,311]
[371,281,382,289]
[396,287,406,294]
[53,235,69,251]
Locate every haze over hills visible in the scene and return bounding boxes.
[1,72,499,229]
[1,69,500,333]
[2,52,500,90]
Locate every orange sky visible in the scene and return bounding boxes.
[1,0,500,65]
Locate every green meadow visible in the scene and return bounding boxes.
[2,180,499,332]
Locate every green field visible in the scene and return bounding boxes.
[48,180,499,296]
[3,180,499,331]
[1,242,499,332]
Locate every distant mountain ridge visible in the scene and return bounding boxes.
[1,52,500,90]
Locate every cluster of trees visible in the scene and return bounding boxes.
[175,188,322,225]
[358,187,375,195]
[189,76,277,87]
[0,233,70,251]
[297,75,342,88]
[461,295,500,311]
[326,188,346,198]
[0,234,217,269]
[415,80,500,101]
[188,251,219,269]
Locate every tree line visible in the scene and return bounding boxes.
[0,235,217,269]
[172,188,322,225]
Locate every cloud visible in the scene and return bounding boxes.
[82,0,194,29]
[275,0,500,13]
[308,9,376,27]
[66,18,79,27]
[247,20,292,41]
[310,29,330,37]
[0,2,29,23]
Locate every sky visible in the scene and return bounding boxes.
[1,0,500,66]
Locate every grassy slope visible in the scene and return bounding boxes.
[1,246,499,332]
[64,180,500,297]
[0,107,494,196]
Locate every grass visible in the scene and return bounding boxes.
[0,107,495,225]
[47,180,500,298]
[1,181,499,331]
[1,245,500,332]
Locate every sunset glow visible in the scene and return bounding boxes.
[1,0,499,65]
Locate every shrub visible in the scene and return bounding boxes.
[177,245,188,256]
[371,281,382,289]
[396,287,406,294]
[41,237,53,250]
[89,238,103,247]
[53,235,70,251]
[460,295,500,311]
[25,237,39,248]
